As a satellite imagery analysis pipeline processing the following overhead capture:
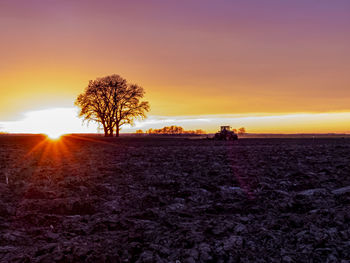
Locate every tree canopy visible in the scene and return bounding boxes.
[75,74,150,137]
[147,126,206,135]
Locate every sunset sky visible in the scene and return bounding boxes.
[1,0,350,134]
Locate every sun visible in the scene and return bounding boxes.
[46,132,64,140]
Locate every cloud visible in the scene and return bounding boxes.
[133,112,350,133]
[0,108,97,134]
[1,108,350,134]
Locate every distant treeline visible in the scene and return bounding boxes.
[136,126,206,135]
[234,127,246,135]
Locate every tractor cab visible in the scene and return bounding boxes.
[220,126,231,132]
[214,126,238,141]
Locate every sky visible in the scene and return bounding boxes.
[0,0,350,134]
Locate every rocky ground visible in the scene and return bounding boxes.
[0,135,350,262]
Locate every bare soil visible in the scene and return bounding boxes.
[1,135,350,262]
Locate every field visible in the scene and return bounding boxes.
[1,135,350,262]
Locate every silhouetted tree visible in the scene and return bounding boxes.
[146,126,206,135]
[195,129,205,135]
[238,127,246,135]
[75,74,150,137]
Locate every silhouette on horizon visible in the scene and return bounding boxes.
[75,74,150,137]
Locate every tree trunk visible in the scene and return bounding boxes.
[103,122,113,137]
[109,127,114,137]
[116,126,120,137]
[104,127,114,137]
[103,125,109,137]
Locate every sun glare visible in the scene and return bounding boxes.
[0,108,97,135]
[46,132,64,140]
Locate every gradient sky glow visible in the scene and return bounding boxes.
[1,0,350,133]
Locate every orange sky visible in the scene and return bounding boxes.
[0,0,350,133]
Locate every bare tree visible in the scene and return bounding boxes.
[238,127,246,135]
[113,83,150,137]
[146,126,206,135]
[75,74,150,137]
[195,129,206,135]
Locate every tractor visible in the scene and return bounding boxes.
[214,126,238,141]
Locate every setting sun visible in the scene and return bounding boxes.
[46,132,64,140]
